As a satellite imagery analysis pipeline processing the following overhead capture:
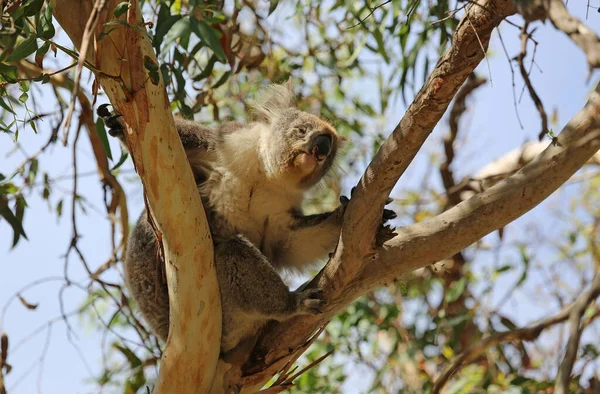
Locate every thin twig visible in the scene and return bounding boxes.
[515,24,549,140]
[347,0,392,29]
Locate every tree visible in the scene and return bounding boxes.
[1,0,600,393]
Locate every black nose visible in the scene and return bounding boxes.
[311,134,332,161]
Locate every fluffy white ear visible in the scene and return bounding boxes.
[250,80,296,123]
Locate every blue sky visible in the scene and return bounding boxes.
[1,2,600,393]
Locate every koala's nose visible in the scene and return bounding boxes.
[311,134,332,161]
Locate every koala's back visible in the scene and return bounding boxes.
[125,214,171,340]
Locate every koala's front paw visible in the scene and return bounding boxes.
[341,186,397,226]
[292,288,326,315]
[341,187,398,246]
[97,104,125,137]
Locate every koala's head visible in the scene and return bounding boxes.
[251,81,345,189]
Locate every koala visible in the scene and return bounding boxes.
[98,82,395,353]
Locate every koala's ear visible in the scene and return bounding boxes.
[250,80,297,123]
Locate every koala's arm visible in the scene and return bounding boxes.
[275,207,344,269]
[279,196,398,269]
[96,104,243,182]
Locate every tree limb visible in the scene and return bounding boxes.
[514,0,600,69]
[50,1,221,393]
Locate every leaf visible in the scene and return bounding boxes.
[0,97,15,114]
[35,41,50,68]
[144,56,160,84]
[445,278,466,303]
[193,55,217,81]
[153,4,182,50]
[56,199,63,218]
[0,63,19,83]
[268,0,279,14]
[114,344,142,368]
[190,19,226,62]
[162,18,190,49]
[17,294,38,310]
[372,28,390,63]
[113,1,130,18]
[110,149,129,172]
[0,197,28,248]
[19,80,30,93]
[6,36,38,62]
[95,118,113,160]
[28,158,38,184]
[18,92,28,104]
[23,0,44,17]
[495,265,512,274]
[212,71,230,89]
[37,3,55,39]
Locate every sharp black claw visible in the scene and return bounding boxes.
[97,103,111,118]
[340,195,350,205]
[350,186,356,197]
[386,197,393,205]
[382,209,397,221]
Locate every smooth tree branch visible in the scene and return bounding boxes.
[50,1,221,393]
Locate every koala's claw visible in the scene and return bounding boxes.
[97,104,125,136]
[377,224,397,247]
[294,288,326,315]
[382,208,397,222]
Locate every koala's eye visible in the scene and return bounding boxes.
[295,127,307,136]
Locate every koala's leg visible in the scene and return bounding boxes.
[124,213,170,342]
[214,235,325,351]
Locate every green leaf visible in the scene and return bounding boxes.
[110,149,129,172]
[268,0,279,14]
[6,36,38,62]
[193,55,217,81]
[445,278,466,303]
[113,1,130,18]
[190,19,226,62]
[495,265,512,274]
[0,97,15,114]
[23,0,44,17]
[212,71,230,89]
[153,4,182,51]
[114,344,142,368]
[19,80,30,93]
[28,159,38,184]
[162,18,190,49]
[18,92,28,104]
[95,118,113,160]
[372,28,390,63]
[0,63,19,83]
[56,199,63,218]
[37,3,55,39]
[0,197,28,248]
